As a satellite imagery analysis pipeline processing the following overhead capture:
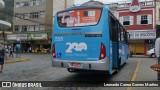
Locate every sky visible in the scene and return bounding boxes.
[74,0,153,5]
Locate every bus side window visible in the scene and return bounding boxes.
[125,32,128,44]
[118,24,121,42]
[120,27,124,42]
[109,14,117,42]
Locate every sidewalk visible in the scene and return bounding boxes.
[5,54,30,64]
[129,57,159,90]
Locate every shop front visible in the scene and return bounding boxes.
[7,34,28,52]
[128,30,156,55]
[28,33,51,53]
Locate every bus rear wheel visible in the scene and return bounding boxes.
[67,68,75,72]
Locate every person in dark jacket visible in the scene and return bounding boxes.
[0,44,6,73]
[16,44,20,58]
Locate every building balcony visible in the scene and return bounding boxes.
[0,0,5,9]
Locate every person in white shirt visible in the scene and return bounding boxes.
[154,36,160,80]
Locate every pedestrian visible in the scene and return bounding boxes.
[0,44,6,73]
[155,36,160,80]
[16,44,20,58]
[29,46,32,53]
[9,46,13,57]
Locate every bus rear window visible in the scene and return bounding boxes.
[57,9,101,27]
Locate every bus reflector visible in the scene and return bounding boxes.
[52,44,56,58]
[99,43,106,60]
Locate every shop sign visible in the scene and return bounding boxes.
[7,34,27,41]
[7,35,17,40]
[28,33,48,40]
[129,5,141,12]
[128,30,156,40]
[16,34,28,41]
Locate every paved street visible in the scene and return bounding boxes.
[0,54,159,90]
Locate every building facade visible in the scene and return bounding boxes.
[117,0,156,55]
[156,0,160,38]
[156,0,160,25]
[12,0,73,53]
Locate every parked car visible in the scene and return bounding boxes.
[147,48,155,58]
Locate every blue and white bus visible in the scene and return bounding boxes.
[52,1,129,75]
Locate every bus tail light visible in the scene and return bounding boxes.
[52,44,56,58]
[99,43,106,60]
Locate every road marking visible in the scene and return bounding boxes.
[131,59,141,81]
[19,68,63,81]
[127,59,141,90]
[5,58,29,64]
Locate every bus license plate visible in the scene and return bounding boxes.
[70,63,81,68]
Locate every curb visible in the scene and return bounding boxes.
[5,58,30,64]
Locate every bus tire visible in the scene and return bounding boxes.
[115,69,119,74]
[67,68,75,72]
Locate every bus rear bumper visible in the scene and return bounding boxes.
[52,58,109,71]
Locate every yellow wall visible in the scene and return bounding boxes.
[130,43,145,54]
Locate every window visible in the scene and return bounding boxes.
[29,25,35,31]
[22,26,28,32]
[35,25,39,31]
[39,11,45,18]
[15,2,20,8]
[30,12,39,19]
[39,0,46,5]
[14,26,19,32]
[120,16,133,26]
[24,1,29,7]
[118,24,121,42]
[39,24,45,30]
[119,25,128,43]
[141,15,148,24]
[20,2,25,7]
[58,9,101,27]
[15,14,20,19]
[28,25,39,31]
[137,14,152,25]
[20,14,24,19]
[120,27,125,42]
[30,0,33,6]
[28,25,34,31]
[109,13,117,42]
[123,16,130,25]
[24,13,29,19]
[32,0,40,5]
